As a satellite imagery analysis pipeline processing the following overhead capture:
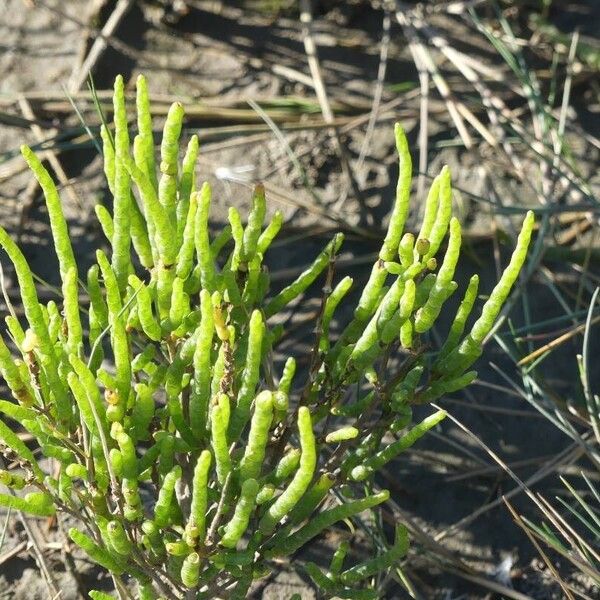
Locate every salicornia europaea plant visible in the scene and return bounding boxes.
[0,75,534,599]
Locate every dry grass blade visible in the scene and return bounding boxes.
[430,404,587,542]
[415,49,430,202]
[299,0,362,204]
[193,116,374,140]
[272,64,315,88]
[340,87,423,135]
[517,315,600,366]
[0,540,27,567]
[436,0,489,15]
[504,497,576,600]
[0,507,12,554]
[530,494,600,582]
[445,453,556,484]
[427,429,489,467]
[0,91,372,114]
[35,0,155,78]
[411,7,530,187]
[355,9,391,182]
[400,1,596,218]
[408,9,503,136]
[18,97,83,211]
[395,6,472,148]
[17,177,42,241]
[537,492,600,565]
[435,564,536,600]
[396,2,499,149]
[384,500,474,571]
[68,0,135,93]
[518,514,600,593]
[16,509,60,598]
[489,356,600,465]
[384,499,536,600]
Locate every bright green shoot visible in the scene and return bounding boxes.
[0,75,534,599]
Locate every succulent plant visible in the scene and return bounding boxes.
[0,75,534,598]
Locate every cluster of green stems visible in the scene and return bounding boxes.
[0,75,534,599]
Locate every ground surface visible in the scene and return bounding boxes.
[0,1,599,598]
